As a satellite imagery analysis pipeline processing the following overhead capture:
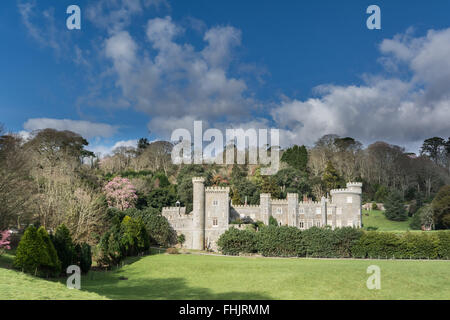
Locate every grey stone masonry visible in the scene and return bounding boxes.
[162,178,362,251]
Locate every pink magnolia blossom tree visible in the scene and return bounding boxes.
[0,230,11,255]
[103,177,138,211]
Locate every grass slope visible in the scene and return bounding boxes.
[78,253,450,300]
[0,252,107,300]
[362,210,412,231]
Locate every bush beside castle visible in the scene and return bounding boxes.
[217,226,450,260]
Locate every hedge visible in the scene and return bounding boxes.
[217,227,257,256]
[351,232,447,259]
[217,226,450,260]
[257,226,304,257]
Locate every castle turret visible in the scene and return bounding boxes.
[192,177,205,250]
[287,193,298,227]
[321,196,327,226]
[346,182,363,194]
[330,182,362,228]
[260,193,272,225]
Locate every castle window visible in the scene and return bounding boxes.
[276,207,283,214]
[299,221,304,229]
[212,200,219,206]
[315,221,321,227]
[213,218,218,227]
[347,196,353,204]
[327,208,333,215]
[316,207,321,214]
[299,208,304,214]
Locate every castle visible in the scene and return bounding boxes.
[162,177,362,251]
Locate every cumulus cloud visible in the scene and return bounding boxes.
[271,28,450,150]
[104,16,254,132]
[87,139,140,158]
[23,118,118,139]
[86,0,170,34]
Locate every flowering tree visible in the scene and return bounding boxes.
[103,177,138,210]
[0,230,11,255]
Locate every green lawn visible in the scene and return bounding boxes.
[0,251,107,300]
[362,210,413,232]
[1,251,449,300]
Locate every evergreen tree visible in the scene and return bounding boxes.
[13,225,43,274]
[432,185,450,229]
[37,227,61,277]
[322,161,342,192]
[281,145,308,171]
[384,192,408,221]
[14,225,61,277]
[51,224,76,271]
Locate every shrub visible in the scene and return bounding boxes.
[400,232,439,259]
[351,231,443,259]
[333,227,364,258]
[75,243,92,274]
[409,210,422,230]
[371,202,378,210]
[432,185,450,229]
[120,215,150,256]
[302,227,338,258]
[126,208,177,247]
[97,214,150,267]
[217,228,257,256]
[384,192,408,221]
[437,231,450,259]
[257,226,304,257]
[352,232,397,258]
[97,224,123,267]
[166,247,179,254]
[268,216,278,227]
[51,224,75,271]
[177,234,186,248]
[14,225,61,277]
[0,230,11,255]
[37,227,61,277]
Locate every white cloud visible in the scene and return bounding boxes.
[86,0,170,34]
[270,28,450,151]
[103,16,254,131]
[87,139,140,158]
[23,118,118,139]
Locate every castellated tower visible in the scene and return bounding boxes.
[330,182,363,227]
[260,193,272,225]
[192,177,206,250]
[287,193,298,227]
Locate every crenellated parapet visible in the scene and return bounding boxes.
[271,199,288,204]
[232,204,260,208]
[205,186,230,193]
[299,201,321,205]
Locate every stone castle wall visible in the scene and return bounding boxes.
[162,179,362,251]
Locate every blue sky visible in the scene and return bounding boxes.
[1,0,450,155]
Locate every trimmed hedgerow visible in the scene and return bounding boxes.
[436,231,450,259]
[302,227,337,258]
[217,227,257,256]
[351,231,445,259]
[333,227,364,258]
[257,226,304,257]
[217,224,450,260]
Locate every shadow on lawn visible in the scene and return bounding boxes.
[80,274,272,300]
